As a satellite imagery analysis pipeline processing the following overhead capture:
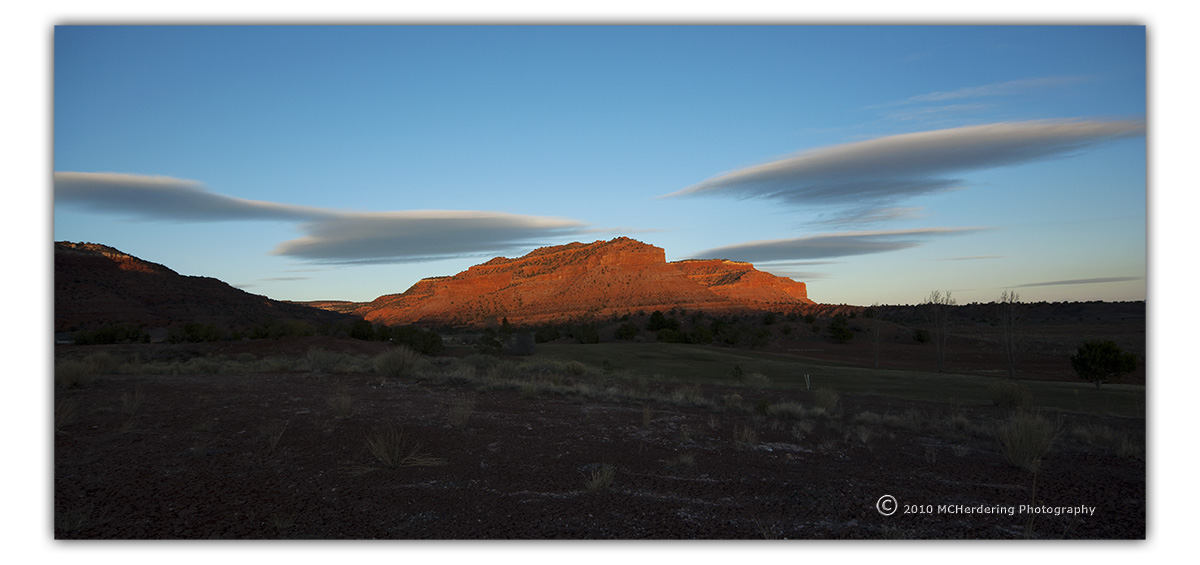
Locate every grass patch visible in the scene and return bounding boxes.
[55,398,78,432]
[744,372,772,390]
[56,507,95,536]
[447,395,476,429]
[373,346,422,381]
[854,425,875,445]
[363,427,447,470]
[734,424,759,450]
[56,360,95,389]
[995,411,1063,473]
[533,343,1145,417]
[306,348,343,373]
[1070,423,1143,459]
[261,419,289,454]
[270,512,297,532]
[854,411,883,424]
[583,464,615,493]
[881,410,925,432]
[766,401,825,420]
[120,387,144,416]
[812,388,839,412]
[328,388,354,419]
[563,360,587,376]
[85,351,121,374]
[791,420,815,440]
[989,380,1033,409]
[665,453,696,468]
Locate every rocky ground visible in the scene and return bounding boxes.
[54,338,1144,539]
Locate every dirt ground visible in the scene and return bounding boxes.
[54,337,1144,539]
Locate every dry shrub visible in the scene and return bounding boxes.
[855,411,883,424]
[55,398,78,432]
[946,411,970,431]
[328,389,354,419]
[448,395,476,429]
[766,402,808,420]
[745,372,772,390]
[813,388,840,412]
[563,361,587,376]
[261,419,289,453]
[668,385,705,406]
[373,346,421,380]
[989,380,1033,409]
[120,387,144,416]
[56,360,95,389]
[85,352,121,374]
[584,464,616,493]
[306,348,342,373]
[855,425,875,445]
[995,411,1062,473]
[1071,423,1143,459]
[665,453,696,468]
[365,427,447,469]
[734,424,759,450]
[790,420,815,440]
[882,409,925,432]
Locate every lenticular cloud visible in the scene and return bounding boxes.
[667,118,1145,217]
[689,228,989,263]
[54,171,589,263]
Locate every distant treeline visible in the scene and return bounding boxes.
[69,317,444,355]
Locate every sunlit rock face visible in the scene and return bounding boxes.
[351,237,814,326]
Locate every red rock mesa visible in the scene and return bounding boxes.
[347,237,814,326]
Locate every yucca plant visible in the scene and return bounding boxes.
[365,427,446,469]
[584,464,615,493]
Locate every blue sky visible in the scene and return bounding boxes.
[53,25,1147,306]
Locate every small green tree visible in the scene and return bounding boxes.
[506,331,536,356]
[349,319,375,341]
[688,325,714,345]
[827,314,853,343]
[534,325,562,343]
[615,322,641,340]
[1070,340,1137,389]
[647,311,680,332]
[475,328,503,356]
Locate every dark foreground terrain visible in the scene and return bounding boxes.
[54,337,1144,539]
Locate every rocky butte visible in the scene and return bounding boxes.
[55,241,353,333]
[342,237,814,326]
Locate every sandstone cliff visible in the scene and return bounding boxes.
[348,237,813,326]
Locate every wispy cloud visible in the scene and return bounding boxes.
[54,172,590,263]
[688,228,987,263]
[939,255,1005,261]
[810,206,927,228]
[666,119,1144,226]
[54,172,327,222]
[882,103,995,123]
[888,76,1090,106]
[746,260,841,268]
[1013,276,1142,288]
[760,269,829,281]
